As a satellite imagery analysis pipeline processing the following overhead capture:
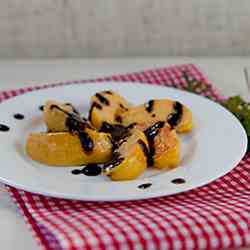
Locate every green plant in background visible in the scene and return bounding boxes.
[222,96,250,151]
[182,71,250,152]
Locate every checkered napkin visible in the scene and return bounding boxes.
[2,64,250,250]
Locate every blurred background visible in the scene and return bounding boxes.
[1,0,250,58]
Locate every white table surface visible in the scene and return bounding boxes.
[0,57,249,250]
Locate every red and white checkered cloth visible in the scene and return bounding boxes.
[1,64,250,250]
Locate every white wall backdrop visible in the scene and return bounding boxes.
[0,0,250,58]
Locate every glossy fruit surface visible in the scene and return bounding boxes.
[43,100,76,132]
[104,129,149,181]
[26,129,112,166]
[89,90,131,128]
[121,99,193,133]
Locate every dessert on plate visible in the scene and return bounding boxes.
[26,90,193,181]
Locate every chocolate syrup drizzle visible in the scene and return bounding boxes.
[144,121,165,166]
[78,131,94,152]
[137,139,151,166]
[103,152,124,173]
[145,100,154,113]
[167,101,183,128]
[99,122,133,142]
[65,103,80,115]
[119,103,129,111]
[88,102,102,122]
[95,93,110,106]
[115,115,122,123]
[50,105,94,152]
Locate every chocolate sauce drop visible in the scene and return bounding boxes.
[71,169,82,175]
[71,164,102,176]
[82,164,102,176]
[13,113,24,120]
[171,178,186,184]
[138,183,152,189]
[0,124,9,132]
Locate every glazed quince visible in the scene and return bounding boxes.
[103,128,149,181]
[121,99,193,133]
[43,100,80,132]
[135,121,180,169]
[89,90,131,128]
[26,128,112,166]
[149,123,180,169]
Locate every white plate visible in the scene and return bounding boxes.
[0,82,247,201]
